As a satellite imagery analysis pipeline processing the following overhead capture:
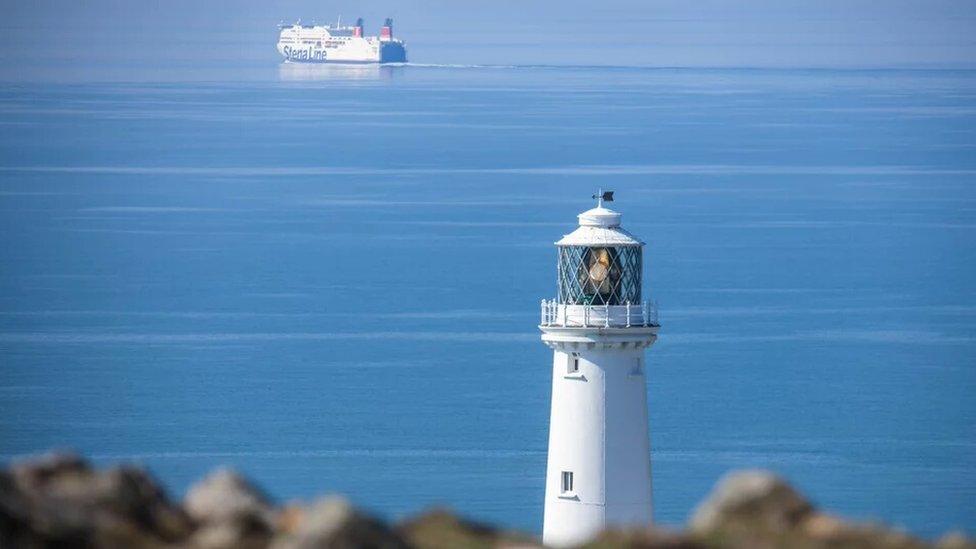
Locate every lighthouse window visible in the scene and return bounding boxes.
[568,353,580,374]
[561,471,574,494]
[557,245,641,306]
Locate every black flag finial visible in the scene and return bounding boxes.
[592,189,614,206]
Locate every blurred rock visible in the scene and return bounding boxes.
[582,526,703,549]
[0,451,191,548]
[936,532,976,549]
[270,496,408,549]
[399,508,540,549]
[801,513,847,540]
[184,469,276,549]
[689,469,813,536]
[1,453,970,549]
[688,469,940,549]
[185,468,274,525]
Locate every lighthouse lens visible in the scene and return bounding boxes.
[589,262,608,282]
[584,247,616,298]
[588,248,611,283]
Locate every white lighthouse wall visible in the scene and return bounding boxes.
[604,351,653,526]
[543,346,652,547]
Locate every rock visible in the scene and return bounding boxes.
[0,469,40,549]
[398,508,540,549]
[801,513,846,540]
[10,452,88,487]
[2,454,969,549]
[277,504,306,534]
[190,522,266,549]
[184,469,275,549]
[270,496,409,549]
[937,532,976,549]
[582,526,704,549]
[0,452,192,548]
[689,470,813,536]
[184,468,273,525]
[688,470,937,549]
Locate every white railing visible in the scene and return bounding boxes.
[540,300,659,328]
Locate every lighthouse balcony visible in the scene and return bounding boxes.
[540,299,658,328]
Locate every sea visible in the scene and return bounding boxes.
[0,63,974,538]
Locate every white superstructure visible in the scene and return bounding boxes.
[276,17,406,64]
[539,192,659,547]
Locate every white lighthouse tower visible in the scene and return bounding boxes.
[539,191,659,547]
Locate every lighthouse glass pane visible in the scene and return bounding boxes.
[557,245,641,305]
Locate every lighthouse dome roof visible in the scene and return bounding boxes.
[556,206,643,247]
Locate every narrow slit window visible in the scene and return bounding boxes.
[568,353,580,374]
[561,471,574,493]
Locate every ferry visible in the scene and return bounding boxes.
[277,17,407,64]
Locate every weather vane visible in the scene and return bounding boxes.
[592,189,614,207]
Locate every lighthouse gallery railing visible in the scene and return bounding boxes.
[540,300,658,328]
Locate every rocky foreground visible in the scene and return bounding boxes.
[0,453,971,549]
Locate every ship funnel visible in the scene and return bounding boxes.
[380,17,393,41]
[354,17,364,37]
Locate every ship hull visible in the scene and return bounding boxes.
[277,42,406,64]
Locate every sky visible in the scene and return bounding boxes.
[2,0,976,80]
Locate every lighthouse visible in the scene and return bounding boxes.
[539,191,659,547]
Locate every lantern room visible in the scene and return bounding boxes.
[555,202,643,306]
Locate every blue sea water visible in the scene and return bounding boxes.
[0,65,974,538]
